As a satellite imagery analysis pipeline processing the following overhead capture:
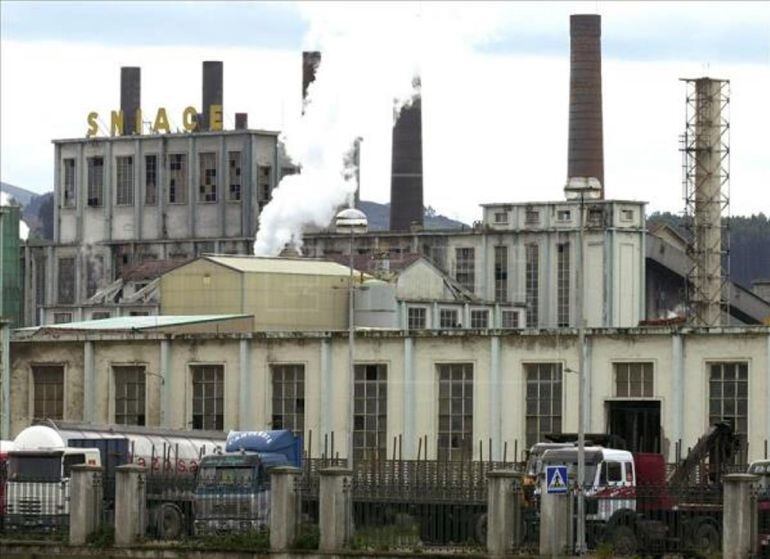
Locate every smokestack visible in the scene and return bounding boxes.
[389,78,423,231]
[302,51,321,112]
[120,67,141,135]
[235,113,248,130]
[201,61,223,131]
[566,14,604,197]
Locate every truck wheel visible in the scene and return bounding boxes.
[474,513,487,544]
[155,503,185,540]
[611,525,638,556]
[691,521,720,554]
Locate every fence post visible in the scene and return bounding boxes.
[69,464,103,545]
[318,467,353,551]
[114,464,146,546]
[487,469,523,555]
[270,466,303,551]
[539,475,571,557]
[723,473,759,559]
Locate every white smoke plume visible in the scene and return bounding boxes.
[253,3,502,255]
[0,190,29,240]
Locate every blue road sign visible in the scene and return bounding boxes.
[545,465,569,494]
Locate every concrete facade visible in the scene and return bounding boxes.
[304,199,647,329]
[8,326,770,462]
[23,129,287,326]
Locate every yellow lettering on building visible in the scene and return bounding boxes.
[110,110,124,136]
[209,104,223,131]
[86,112,99,137]
[153,107,170,134]
[182,106,198,131]
[135,109,143,135]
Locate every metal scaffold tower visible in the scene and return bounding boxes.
[680,78,730,327]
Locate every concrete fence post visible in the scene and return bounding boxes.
[723,473,758,559]
[270,466,303,551]
[539,476,571,557]
[114,464,146,546]
[69,464,103,545]
[487,469,523,556]
[318,467,353,551]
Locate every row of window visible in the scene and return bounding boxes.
[491,207,634,227]
[406,306,521,330]
[62,154,272,208]
[30,361,750,459]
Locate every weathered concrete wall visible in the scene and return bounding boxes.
[8,328,770,462]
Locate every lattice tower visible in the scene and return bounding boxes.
[680,78,730,327]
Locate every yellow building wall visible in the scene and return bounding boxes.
[160,259,243,316]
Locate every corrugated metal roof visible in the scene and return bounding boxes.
[203,255,354,276]
[16,315,249,332]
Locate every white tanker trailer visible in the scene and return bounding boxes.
[2,422,228,536]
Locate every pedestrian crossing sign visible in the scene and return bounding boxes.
[545,465,569,494]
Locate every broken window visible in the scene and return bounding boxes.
[57,257,75,304]
[35,255,46,306]
[198,152,217,202]
[228,151,242,201]
[494,245,508,303]
[32,365,64,420]
[114,365,146,426]
[191,364,224,430]
[86,255,103,297]
[168,153,188,204]
[525,244,539,327]
[62,158,76,208]
[271,364,305,438]
[557,243,570,327]
[115,156,134,205]
[455,247,475,293]
[708,361,748,437]
[257,165,272,205]
[145,154,158,205]
[87,157,104,207]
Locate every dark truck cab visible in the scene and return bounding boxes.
[192,430,302,535]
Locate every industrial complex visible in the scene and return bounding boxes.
[1,13,769,468]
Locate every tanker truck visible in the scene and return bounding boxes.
[2,421,227,537]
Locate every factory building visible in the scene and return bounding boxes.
[5,320,769,462]
[22,61,294,326]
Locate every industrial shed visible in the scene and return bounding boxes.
[159,255,360,331]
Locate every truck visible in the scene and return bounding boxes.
[192,429,303,535]
[539,422,741,555]
[749,460,770,556]
[1,422,227,536]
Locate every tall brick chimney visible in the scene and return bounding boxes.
[389,78,423,231]
[566,15,604,197]
[120,67,140,135]
[201,61,223,131]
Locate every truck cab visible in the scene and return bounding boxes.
[3,447,101,529]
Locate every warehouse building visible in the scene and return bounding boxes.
[5,319,769,462]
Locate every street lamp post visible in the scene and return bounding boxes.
[334,208,368,470]
[564,177,602,555]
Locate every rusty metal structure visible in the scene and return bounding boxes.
[567,14,604,197]
[389,77,423,231]
[681,78,730,327]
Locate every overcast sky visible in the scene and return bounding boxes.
[1,1,768,223]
